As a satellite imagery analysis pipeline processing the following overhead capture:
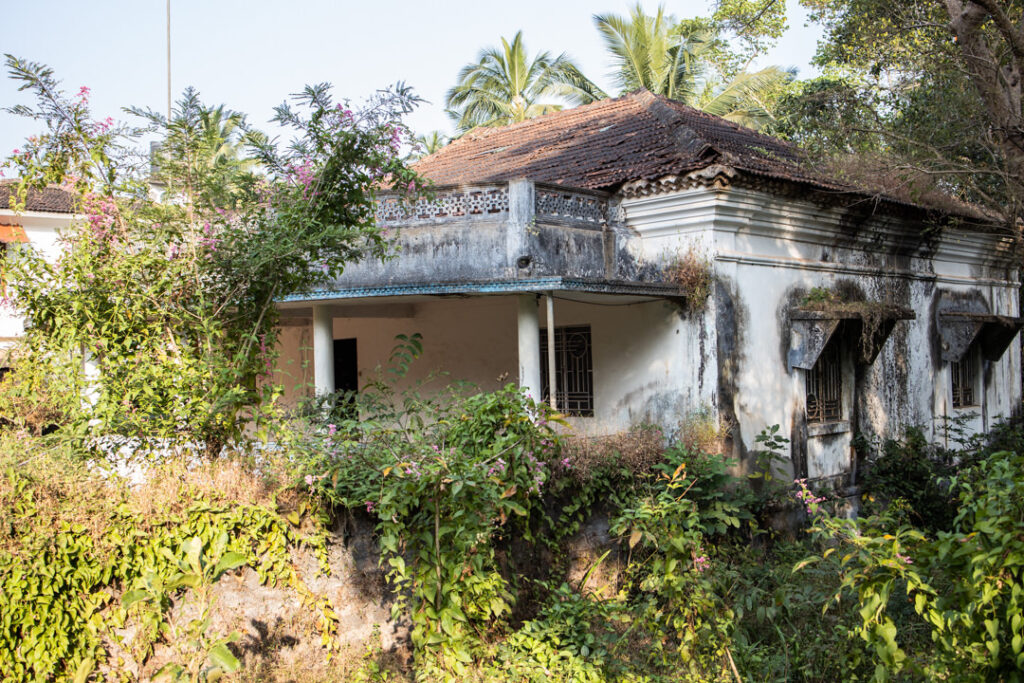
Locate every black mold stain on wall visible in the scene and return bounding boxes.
[715,277,747,466]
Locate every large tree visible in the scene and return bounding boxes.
[736,0,1024,227]
[595,3,794,129]
[445,31,605,132]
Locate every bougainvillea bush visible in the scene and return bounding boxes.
[0,56,424,452]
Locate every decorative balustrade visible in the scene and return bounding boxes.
[374,182,614,229]
[375,185,509,224]
[534,185,607,227]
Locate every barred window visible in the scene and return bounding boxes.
[806,340,842,423]
[539,325,594,417]
[951,349,978,408]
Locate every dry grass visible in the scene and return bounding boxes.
[126,454,282,524]
[560,424,665,481]
[678,407,729,456]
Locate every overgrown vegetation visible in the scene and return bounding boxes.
[3,58,1024,682]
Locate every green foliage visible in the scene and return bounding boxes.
[859,426,960,531]
[0,453,331,681]
[445,31,604,132]
[611,455,743,675]
[798,446,1024,679]
[292,340,562,678]
[594,4,794,129]
[733,0,1024,226]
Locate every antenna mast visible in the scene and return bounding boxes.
[166,0,171,120]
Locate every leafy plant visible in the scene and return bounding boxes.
[294,338,563,677]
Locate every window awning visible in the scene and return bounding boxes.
[938,311,1024,362]
[0,223,27,244]
[788,306,915,370]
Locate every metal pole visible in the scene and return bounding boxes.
[546,292,557,411]
[166,0,171,121]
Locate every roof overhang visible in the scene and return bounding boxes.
[938,311,1024,362]
[283,277,684,303]
[789,306,916,370]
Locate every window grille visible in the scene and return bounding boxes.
[540,325,594,416]
[806,340,842,423]
[951,350,978,408]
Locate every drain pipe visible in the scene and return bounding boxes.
[546,292,557,411]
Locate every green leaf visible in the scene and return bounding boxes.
[73,657,94,683]
[213,551,247,579]
[208,643,241,672]
[122,589,150,609]
[793,556,819,573]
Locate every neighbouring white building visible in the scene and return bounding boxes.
[0,182,73,375]
[273,90,1022,491]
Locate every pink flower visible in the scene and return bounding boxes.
[327,424,337,436]
[365,501,375,513]
[694,555,710,572]
[304,474,314,486]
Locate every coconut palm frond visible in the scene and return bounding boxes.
[446,31,602,132]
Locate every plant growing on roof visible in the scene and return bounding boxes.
[664,245,714,313]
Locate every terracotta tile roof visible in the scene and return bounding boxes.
[0,180,75,214]
[414,89,826,192]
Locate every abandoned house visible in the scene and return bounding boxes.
[273,89,1023,489]
[1,92,1020,491]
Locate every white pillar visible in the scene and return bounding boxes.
[312,305,335,396]
[546,293,557,410]
[517,295,541,403]
[82,349,100,409]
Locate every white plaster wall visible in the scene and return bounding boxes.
[273,296,520,410]
[0,211,70,355]
[624,186,1021,483]
[539,297,714,437]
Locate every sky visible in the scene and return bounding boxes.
[0,0,822,161]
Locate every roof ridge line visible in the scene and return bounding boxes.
[642,94,718,164]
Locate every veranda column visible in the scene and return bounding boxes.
[517,295,542,403]
[546,293,557,411]
[312,305,335,396]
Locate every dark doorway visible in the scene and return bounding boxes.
[333,338,358,420]
[333,338,358,393]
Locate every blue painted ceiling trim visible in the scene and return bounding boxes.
[282,277,681,302]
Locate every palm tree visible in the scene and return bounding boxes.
[410,130,450,159]
[131,89,258,209]
[594,4,793,129]
[446,31,606,132]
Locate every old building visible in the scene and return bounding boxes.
[275,89,1022,490]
